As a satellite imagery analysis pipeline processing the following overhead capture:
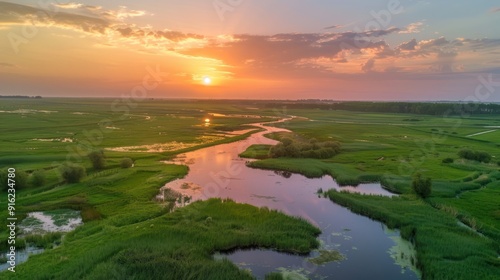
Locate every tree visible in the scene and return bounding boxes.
[120,158,134,168]
[458,149,474,160]
[60,164,86,183]
[412,173,432,198]
[88,150,106,170]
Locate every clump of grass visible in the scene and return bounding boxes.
[24,232,63,249]
[239,144,272,159]
[336,177,360,186]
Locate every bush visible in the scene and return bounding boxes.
[0,170,7,191]
[88,150,106,170]
[121,158,134,168]
[0,169,27,189]
[458,149,491,163]
[269,137,341,159]
[442,157,454,164]
[31,170,46,187]
[15,170,29,189]
[412,173,432,198]
[60,164,86,183]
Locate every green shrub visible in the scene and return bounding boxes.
[442,158,454,164]
[31,170,46,187]
[269,137,341,159]
[0,170,7,191]
[88,150,106,170]
[0,169,26,189]
[15,170,29,189]
[412,173,432,198]
[60,164,86,183]
[120,158,134,168]
[458,149,491,163]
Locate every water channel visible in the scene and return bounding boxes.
[162,118,420,279]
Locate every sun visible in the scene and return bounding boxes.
[203,76,211,85]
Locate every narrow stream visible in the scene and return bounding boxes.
[162,118,420,279]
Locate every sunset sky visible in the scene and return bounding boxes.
[0,0,499,100]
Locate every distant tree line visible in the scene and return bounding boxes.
[270,137,341,159]
[261,101,500,115]
[0,95,42,98]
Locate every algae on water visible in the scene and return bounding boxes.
[308,249,346,265]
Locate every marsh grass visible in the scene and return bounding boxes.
[325,190,500,280]
[7,199,320,279]
[23,232,63,249]
[239,144,272,159]
[247,110,500,279]
[2,100,500,279]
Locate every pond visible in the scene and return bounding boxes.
[162,119,420,279]
[0,209,83,272]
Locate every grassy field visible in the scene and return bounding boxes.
[0,98,318,279]
[2,99,500,279]
[0,98,278,170]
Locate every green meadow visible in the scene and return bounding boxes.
[1,98,499,279]
[1,98,318,279]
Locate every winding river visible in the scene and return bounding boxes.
[162,118,420,279]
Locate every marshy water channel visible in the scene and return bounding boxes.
[161,118,420,279]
